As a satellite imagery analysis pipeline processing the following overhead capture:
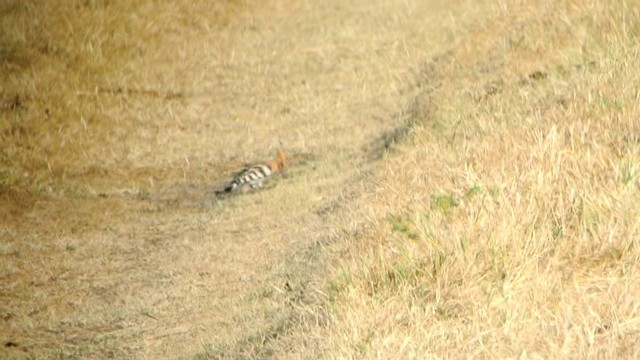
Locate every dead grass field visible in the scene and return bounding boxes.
[1,0,639,359]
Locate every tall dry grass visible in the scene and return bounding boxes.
[1,0,639,359]
[275,0,640,358]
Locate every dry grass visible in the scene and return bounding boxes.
[275,0,640,358]
[1,0,639,359]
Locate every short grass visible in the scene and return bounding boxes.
[1,0,639,359]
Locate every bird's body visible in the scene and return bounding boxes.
[218,148,287,194]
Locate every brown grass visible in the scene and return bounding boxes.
[273,0,640,358]
[2,0,639,359]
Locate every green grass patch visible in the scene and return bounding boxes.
[431,193,459,214]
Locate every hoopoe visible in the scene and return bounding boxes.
[218,148,287,193]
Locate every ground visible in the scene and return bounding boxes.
[1,0,639,359]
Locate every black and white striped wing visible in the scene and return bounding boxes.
[224,164,273,192]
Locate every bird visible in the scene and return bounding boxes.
[217,148,287,194]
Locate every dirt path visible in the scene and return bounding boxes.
[1,0,466,358]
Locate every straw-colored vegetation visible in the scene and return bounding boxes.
[1,0,639,359]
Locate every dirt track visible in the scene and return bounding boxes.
[2,0,465,358]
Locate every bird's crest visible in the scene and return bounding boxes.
[277,148,287,169]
